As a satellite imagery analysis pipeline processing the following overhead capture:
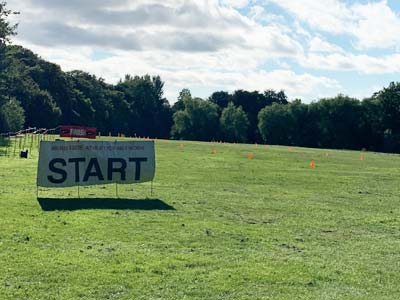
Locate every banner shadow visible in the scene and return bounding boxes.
[37,197,175,211]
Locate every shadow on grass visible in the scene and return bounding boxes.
[37,198,175,211]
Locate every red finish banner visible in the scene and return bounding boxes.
[60,126,97,139]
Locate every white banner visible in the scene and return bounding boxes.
[37,140,155,188]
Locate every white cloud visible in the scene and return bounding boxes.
[309,37,344,53]
[301,52,400,74]
[351,1,400,49]
[9,0,304,56]
[293,21,312,39]
[221,0,250,9]
[248,5,286,24]
[269,0,400,50]
[268,0,353,34]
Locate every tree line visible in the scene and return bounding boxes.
[1,2,399,152]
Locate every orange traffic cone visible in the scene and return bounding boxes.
[310,160,315,169]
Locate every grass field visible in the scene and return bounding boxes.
[0,138,399,299]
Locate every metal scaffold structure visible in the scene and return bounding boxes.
[0,126,59,158]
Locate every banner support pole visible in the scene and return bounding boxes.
[5,137,9,156]
[13,136,17,156]
[116,183,119,198]
[151,181,153,197]
[30,134,33,156]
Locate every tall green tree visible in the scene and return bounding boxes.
[373,82,400,152]
[172,88,191,113]
[359,97,384,151]
[117,75,172,137]
[258,103,294,145]
[171,97,219,141]
[231,89,289,142]
[310,95,363,149]
[67,71,108,128]
[220,102,249,143]
[107,89,130,135]
[0,97,24,131]
[264,89,288,105]
[288,100,316,147]
[4,47,61,128]
[209,91,231,109]
[0,1,17,47]
[0,2,24,132]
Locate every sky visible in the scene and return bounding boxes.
[6,0,400,103]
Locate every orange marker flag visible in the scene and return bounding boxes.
[289,147,293,152]
[179,143,184,149]
[248,153,254,160]
[212,149,217,155]
[360,153,364,161]
[310,160,315,169]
